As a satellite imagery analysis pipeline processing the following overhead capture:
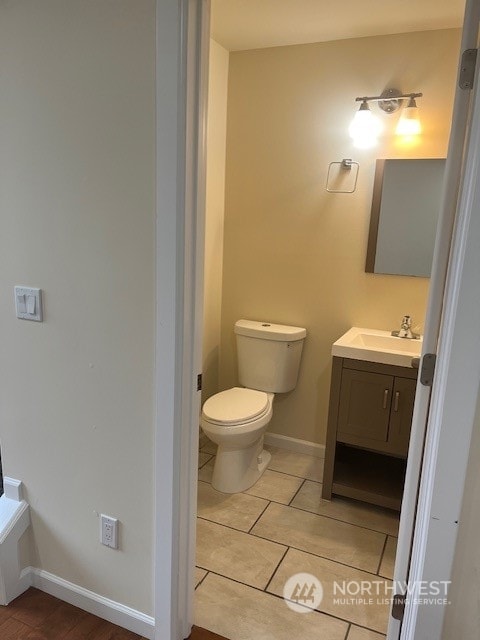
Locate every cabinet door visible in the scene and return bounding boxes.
[337,369,393,448]
[387,377,416,457]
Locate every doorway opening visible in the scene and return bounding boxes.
[190,2,467,639]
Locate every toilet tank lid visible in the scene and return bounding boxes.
[234,319,306,342]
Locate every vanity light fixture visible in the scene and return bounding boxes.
[349,88,423,147]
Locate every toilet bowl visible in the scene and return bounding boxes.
[201,387,274,493]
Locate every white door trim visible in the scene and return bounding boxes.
[154,2,188,638]
[154,2,210,639]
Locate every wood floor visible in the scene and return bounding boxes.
[0,588,145,639]
[0,587,226,640]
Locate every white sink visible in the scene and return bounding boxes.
[332,327,422,368]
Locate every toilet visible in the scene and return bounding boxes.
[201,319,307,493]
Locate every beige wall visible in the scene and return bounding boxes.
[203,40,229,402]
[442,390,480,639]
[0,0,155,614]
[220,29,461,445]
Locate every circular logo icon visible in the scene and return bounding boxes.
[283,572,323,613]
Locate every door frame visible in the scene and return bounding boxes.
[154,2,209,639]
[154,2,480,639]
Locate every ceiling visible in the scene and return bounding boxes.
[211,0,465,52]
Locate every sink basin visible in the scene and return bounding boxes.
[332,327,422,368]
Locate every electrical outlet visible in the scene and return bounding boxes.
[100,514,118,549]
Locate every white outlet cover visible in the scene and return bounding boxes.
[14,286,43,322]
[100,514,118,549]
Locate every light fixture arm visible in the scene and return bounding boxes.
[355,92,423,103]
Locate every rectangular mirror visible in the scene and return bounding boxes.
[366,158,446,277]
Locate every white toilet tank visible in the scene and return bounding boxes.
[234,319,307,393]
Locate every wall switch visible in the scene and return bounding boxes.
[14,286,43,322]
[100,514,118,549]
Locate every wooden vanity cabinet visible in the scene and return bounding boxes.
[322,357,418,510]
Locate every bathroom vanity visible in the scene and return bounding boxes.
[322,327,421,511]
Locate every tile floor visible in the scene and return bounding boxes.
[195,439,399,640]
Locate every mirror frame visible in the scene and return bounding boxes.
[365,159,386,273]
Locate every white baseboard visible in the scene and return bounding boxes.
[264,433,325,458]
[22,567,155,639]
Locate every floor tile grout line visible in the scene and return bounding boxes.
[200,569,386,635]
[263,546,290,593]
[268,467,323,482]
[197,513,388,579]
[198,473,399,537]
[244,490,303,505]
[247,500,273,534]
[195,569,210,591]
[196,567,279,595]
[264,445,325,460]
[250,500,399,537]
[197,515,281,538]
[287,478,306,506]
[200,471,305,508]
[197,454,213,470]
[344,622,352,640]
[276,502,399,537]
[244,476,305,504]
[250,466,318,483]
[197,479,269,508]
[249,530,387,578]
[265,446,323,481]
[349,622,388,636]
[199,452,323,484]
[376,534,389,575]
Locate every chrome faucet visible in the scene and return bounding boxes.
[392,315,420,339]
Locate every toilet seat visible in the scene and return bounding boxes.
[202,387,269,426]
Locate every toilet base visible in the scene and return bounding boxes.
[211,436,272,493]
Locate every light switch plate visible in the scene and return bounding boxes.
[14,286,43,322]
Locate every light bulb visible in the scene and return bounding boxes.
[396,97,422,136]
[349,101,383,148]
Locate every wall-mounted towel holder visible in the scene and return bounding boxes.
[326,159,359,193]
